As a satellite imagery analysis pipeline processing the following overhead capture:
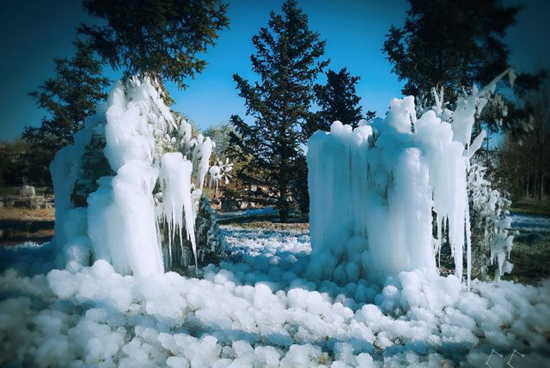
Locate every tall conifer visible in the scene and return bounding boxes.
[313,68,375,131]
[23,40,110,186]
[230,0,327,222]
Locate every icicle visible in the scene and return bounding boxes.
[198,137,213,189]
[479,67,516,97]
[464,131,486,159]
[158,152,197,269]
[465,201,472,292]
[436,214,443,269]
[509,69,517,88]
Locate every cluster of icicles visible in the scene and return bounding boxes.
[307,69,516,289]
[51,77,231,277]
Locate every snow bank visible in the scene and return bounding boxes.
[512,213,550,234]
[1,227,548,367]
[307,70,517,286]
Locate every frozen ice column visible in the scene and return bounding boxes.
[307,68,517,286]
[307,103,441,284]
[50,76,221,277]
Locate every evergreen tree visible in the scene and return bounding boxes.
[383,0,519,102]
[0,139,30,187]
[313,68,375,131]
[497,78,550,201]
[23,40,110,187]
[203,122,235,159]
[79,0,229,89]
[230,0,328,222]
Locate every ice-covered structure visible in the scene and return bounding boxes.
[468,163,515,280]
[307,70,516,287]
[50,76,225,277]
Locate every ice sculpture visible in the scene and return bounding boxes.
[307,69,516,287]
[51,76,224,277]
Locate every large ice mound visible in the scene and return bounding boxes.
[50,76,227,276]
[1,228,549,368]
[307,70,517,287]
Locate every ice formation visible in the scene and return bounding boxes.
[2,70,537,368]
[158,153,197,267]
[307,69,517,287]
[50,76,223,276]
[209,158,233,197]
[1,227,549,368]
[468,164,515,279]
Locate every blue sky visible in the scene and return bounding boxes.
[0,0,548,141]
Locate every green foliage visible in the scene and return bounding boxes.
[202,123,249,205]
[497,79,550,200]
[383,0,519,101]
[23,40,110,187]
[0,139,30,187]
[311,67,375,132]
[79,0,229,89]
[71,132,115,207]
[203,122,235,159]
[229,0,327,222]
[194,195,225,265]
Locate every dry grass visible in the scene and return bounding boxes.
[511,198,550,216]
[227,220,309,232]
[0,207,55,221]
[0,207,55,246]
[502,237,550,285]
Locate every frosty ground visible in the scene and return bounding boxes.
[1,222,549,368]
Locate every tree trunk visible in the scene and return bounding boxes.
[537,168,543,201]
[279,180,289,223]
[528,173,534,198]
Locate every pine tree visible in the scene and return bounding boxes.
[383,0,519,103]
[0,139,30,187]
[230,0,327,222]
[78,0,229,89]
[312,68,375,131]
[497,78,550,201]
[23,40,110,187]
[203,123,235,159]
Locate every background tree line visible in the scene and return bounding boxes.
[1,0,229,190]
[1,0,548,220]
[497,81,550,200]
[382,0,549,204]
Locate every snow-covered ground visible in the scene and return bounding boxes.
[1,225,549,368]
[511,212,550,235]
[217,207,278,222]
